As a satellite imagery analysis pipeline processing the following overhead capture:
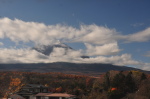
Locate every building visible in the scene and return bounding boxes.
[10,84,76,99]
[10,84,49,99]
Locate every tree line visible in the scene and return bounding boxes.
[0,70,150,99]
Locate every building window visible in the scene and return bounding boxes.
[43,89,48,92]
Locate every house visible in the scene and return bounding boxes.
[10,84,49,99]
[19,84,49,93]
[36,93,76,99]
[10,84,76,99]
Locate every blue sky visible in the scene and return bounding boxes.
[0,0,150,70]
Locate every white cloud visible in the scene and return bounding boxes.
[141,63,150,71]
[80,54,150,71]
[144,51,150,57]
[50,47,83,58]
[85,42,121,56]
[1,17,150,45]
[126,27,150,42]
[0,48,49,63]
[0,17,150,70]
[0,17,120,45]
[73,25,119,44]
[0,47,149,70]
[80,54,141,65]
[0,47,84,63]
[50,48,66,57]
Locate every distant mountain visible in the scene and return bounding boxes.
[32,43,72,56]
[0,62,149,76]
[32,43,89,58]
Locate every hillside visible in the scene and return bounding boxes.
[0,62,149,76]
[0,70,150,99]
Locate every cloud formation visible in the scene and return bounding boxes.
[0,18,150,45]
[126,27,150,42]
[0,48,49,63]
[144,51,150,57]
[0,48,149,70]
[0,17,150,70]
[1,17,150,45]
[0,17,119,45]
[85,42,121,56]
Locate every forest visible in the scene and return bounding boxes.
[0,70,150,99]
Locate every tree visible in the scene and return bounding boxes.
[103,72,110,91]
[124,72,136,93]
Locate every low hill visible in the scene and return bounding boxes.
[0,62,149,76]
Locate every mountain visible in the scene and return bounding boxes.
[32,43,72,56]
[0,62,149,76]
[32,43,89,58]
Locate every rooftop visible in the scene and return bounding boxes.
[36,93,76,98]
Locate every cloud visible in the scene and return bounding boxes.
[0,47,149,70]
[81,54,140,65]
[126,27,150,42]
[1,17,150,46]
[0,17,120,45]
[0,18,54,45]
[80,54,150,71]
[73,25,119,44]
[0,17,146,45]
[0,17,150,70]
[85,42,121,56]
[141,63,150,70]
[144,51,150,57]
[0,48,49,63]
[131,23,144,27]
[50,47,83,58]
[0,47,84,64]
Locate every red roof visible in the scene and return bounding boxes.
[36,93,76,98]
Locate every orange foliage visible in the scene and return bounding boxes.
[111,88,117,91]
[10,78,21,86]
[56,87,63,92]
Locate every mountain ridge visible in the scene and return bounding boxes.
[0,62,149,76]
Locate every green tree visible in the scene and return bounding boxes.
[103,72,110,91]
[124,72,136,93]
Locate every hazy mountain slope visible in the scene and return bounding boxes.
[0,62,149,76]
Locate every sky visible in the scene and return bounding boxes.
[0,0,150,70]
